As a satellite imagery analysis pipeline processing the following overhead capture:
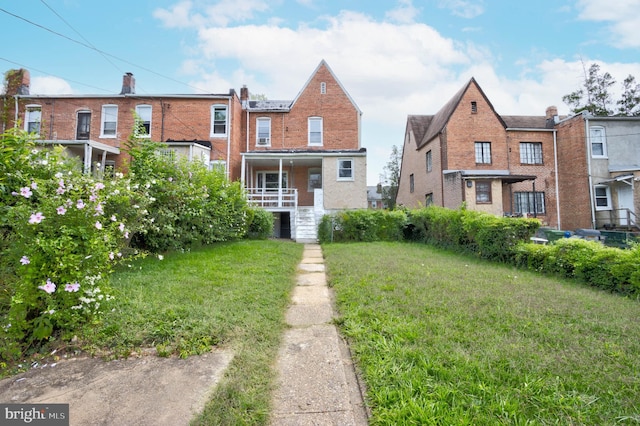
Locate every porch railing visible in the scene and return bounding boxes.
[245,188,298,209]
[599,208,639,231]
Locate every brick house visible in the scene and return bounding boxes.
[1,60,367,241]
[239,60,367,241]
[556,113,640,230]
[397,78,560,228]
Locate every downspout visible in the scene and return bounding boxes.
[585,116,596,228]
[14,95,19,127]
[49,100,55,138]
[160,99,165,142]
[553,129,561,229]
[226,97,231,179]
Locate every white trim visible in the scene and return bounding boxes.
[210,104,228,137]
[308,117,323,146]
[256,117,271,146]
[100,104,118,138]
[135,104,152,138]
[337,157,354,181]
[590,126,607,158]
[24,104,42,135]
[594,184,612,211]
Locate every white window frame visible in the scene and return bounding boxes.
[514,191,546,214]
[24,104,42,135]
[594,185,612,211]
[210,105,228,137]
[475,180,492,204]
[590,126,607,158]
[520,142,543,164]
[308,117,323,146]
[475,142,491,164]
[100,105,118,138]
[256,171,288,191]
[256,117,271,146]
[135,104,152,138]
[308,168,322,192]
[209,160,227,173]
[337,158,353,181]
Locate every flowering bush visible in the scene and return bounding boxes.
[125,139,248,252]
[1,130,146,358]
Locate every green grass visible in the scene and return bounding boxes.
[80,239,304,425]
[323,242,640,425]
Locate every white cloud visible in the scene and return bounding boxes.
[576,0,640,48]
[385,0,420,24]
[154,0,272,28]
[438,0,485,19]
[30,76,74,95]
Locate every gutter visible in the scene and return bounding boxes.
[585,116,596,228]
[553,129,561,229]
[226,97,231,179]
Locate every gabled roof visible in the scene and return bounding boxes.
[502,115,552,129]
[290,59,362,115]
[406,115,433,144]
[416,78,506,149]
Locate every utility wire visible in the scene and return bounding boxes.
[0,6,210,94]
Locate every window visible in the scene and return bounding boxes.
[590,126,607,157]
[76,111,91,140]
[158,148,176,161]
[409,174,415,193]
[320,82,326,94]
[514,192,546,214]
[256,118,271,146]
[100,105,118,137]
[426,150,432,172]
[211,105,228,136]
[371,200,377,208]
[475,142,491,164]
[257,171,288,191]
[135,105,152,137]
[471,101,477,114]
[475,180,492,203]
[337,158,353,180]
[209,160,226,173]
[520,142,543,164]
[25,105,41,135]
[308,117,323,146]
[425,193,434,206]
[308,168,322,191]
[594,185,612,210]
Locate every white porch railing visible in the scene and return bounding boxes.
[245,188,298,209]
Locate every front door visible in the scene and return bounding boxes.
[617,184,633,226]
[76,112,91,140]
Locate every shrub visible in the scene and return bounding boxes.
[0,132,144,358]
[318,209,407,243]
[246,207,274,239]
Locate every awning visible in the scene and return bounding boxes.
[596,174,634,185]
[444,170,536,184]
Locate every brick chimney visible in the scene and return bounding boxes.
[545,105,559,127]
[4,68,30,95]
[240,85,249,101]
[120,72,135,94]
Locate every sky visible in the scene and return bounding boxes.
[2,0,640,185]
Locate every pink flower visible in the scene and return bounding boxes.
[38,279,56,294]
[110,215,117,222]
[95,203,104,215]
[95,221,103,230]
[56,206,67,215]
[56,187,66,195]
[89,194,97,202]
[29,212,45,224]
[30,182,38,189]
[65,282,80,292]
[109,252,115,260]
[20,256,30,265]
[20,187,33,198]
[124,231,130,239]
[76,200,85,209]
[94,182,105,190]
[118,223,125,232]
[58,179,65,188]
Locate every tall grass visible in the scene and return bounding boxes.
[323,242,640,425]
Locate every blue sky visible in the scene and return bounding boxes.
[2,0,640,184]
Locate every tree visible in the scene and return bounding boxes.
[562,62,640,117]
[381,145,402,210]
[562,63,616,116]
[617,75,640,116]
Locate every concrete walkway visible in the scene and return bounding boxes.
[270,243,369,425]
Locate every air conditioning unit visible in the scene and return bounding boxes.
[257,137,270,145]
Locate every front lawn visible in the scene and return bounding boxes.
[323,242,640,425]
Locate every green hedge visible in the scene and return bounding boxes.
[319,206,639,297]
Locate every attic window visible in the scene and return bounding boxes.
[471,101,477,114]
[320,82,326,94]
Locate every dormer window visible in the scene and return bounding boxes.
[471,101,477,114]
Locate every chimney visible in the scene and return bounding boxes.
[545,105,559,126]
[240,85,249,101]
[120,72,135,94]
[4,69,30,95]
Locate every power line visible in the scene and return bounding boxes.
[0,6,210,94]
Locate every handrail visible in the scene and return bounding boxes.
[245,188,298,209]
